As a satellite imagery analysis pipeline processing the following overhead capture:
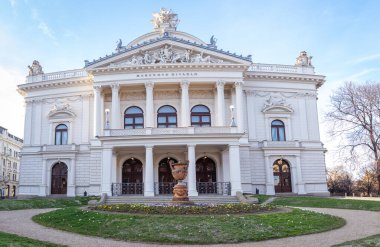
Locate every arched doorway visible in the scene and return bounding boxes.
[273,159,292,193]
[196,157,217,193]
[51,162,68,195]
[121,158,143,194]
[158,157,177,194]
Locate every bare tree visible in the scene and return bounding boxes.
[356,164,378,196]
[326,81,380,194]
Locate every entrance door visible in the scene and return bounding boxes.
[196,157,217,193]
[51,162,68,194]
[121,158,143,194]
[273,159,292,193]
[158,157,177,194]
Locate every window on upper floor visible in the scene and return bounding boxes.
[124,106,144,129]
[271,120,286,141]
[55,124,68,145]
[157,105,177,128]
[191,105,211,127]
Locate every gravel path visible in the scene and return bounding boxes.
[0,207,379,247]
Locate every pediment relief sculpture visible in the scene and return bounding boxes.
[48,103,76,118]
[262,96,293,113]
[109,45,224,68]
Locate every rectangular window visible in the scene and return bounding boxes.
[55,132,61,145]
[279,128,286,141]
[62,131,68,145]
[135,117,143,124]
[168,116,176,123]
[158,117,166,123]
[272,128,278,141]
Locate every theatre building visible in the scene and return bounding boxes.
[17,8,328,198]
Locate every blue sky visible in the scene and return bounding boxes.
[1,0,380,167]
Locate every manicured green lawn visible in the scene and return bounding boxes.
[333,234,380,247]
[0,197,97,211]
[0,231,64,247]
[33,207,345,244]
[272,196,380,211]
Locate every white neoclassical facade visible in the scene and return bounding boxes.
[18,9,328,198]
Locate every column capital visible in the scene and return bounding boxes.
[145,81,154,89]
[180,80,190,88]
[234,81,244,88]
[216,80,225,88]
[187,144,196,148]
[110,83,120,90]
[145,144,154,149]
[93,85,102,91]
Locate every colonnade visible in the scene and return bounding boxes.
[93,80,245,136]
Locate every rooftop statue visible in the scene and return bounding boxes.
[208,35,217,48]
[152,8,179,32]
[295,51,312,67]
[28,60,44,76]
[115,39,126,52]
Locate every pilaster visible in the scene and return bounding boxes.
[216,80,226,126]
[145,81,154,128]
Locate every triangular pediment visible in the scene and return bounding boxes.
[85,38,252,70]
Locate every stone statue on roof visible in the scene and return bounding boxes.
[208,35,217,48]
[295,51,313,67]
[28,60,44,76]
[152,8,179,32]
[115,39,126,52]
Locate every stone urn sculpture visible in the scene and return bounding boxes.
[169,160,190,203]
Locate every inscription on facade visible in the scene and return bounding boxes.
[136,72,198,78]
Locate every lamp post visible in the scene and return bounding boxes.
[230,105,236,127]
[105,109,110,129]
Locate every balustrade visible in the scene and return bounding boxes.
[111,183,144,196]
[249,63,315,75]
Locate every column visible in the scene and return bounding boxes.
[67,158,76,197]
[39,159,47,196]
[187,144,198,196]
[144,145,154,196]
[229,144,242,196]
[180,80,190,127]
[235,81,244,132]
[93,86,102,137]
[101,148,112,196]
[296,155,306,194]
[111,83,121,129]
[265,155,275,195]
[23,100,33,145]
[145,81,154,128]
[216,80,226,126]
[111,152,117,184]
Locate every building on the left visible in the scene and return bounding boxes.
[0,126,23,197]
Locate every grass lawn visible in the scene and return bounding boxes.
[272,196,380,211]
[32,207,345,244]
[333,234,380,247]
[0,197,97,211]
[250,194,272,204]
[0,231,65,247]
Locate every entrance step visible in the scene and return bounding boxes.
[105,195,240,205]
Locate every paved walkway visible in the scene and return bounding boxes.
[0,207,379,247]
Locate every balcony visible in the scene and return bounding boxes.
[26,69,88,83]
[104,126,240,137]
[42,144,79,152]
[249,63,315,75]
[260,140,301,148]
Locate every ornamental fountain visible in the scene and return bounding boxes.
[169,160,193,204]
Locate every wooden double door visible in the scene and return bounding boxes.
[273,159,292,193]
[51,162,68,195]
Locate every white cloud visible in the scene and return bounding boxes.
[31,8,58,45]
[0,66,25,138]
[8,0,16,8]
[348,53,380,65]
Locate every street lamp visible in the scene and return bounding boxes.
[229,105,236,127]
[105,109,110,129]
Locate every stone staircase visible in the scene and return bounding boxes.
[105,195,240,205]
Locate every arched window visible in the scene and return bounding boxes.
[271,120,286,141]
[157,105,177,128]
[191,105,211,127]
[55,124,68,145]
[124,106,144,129]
